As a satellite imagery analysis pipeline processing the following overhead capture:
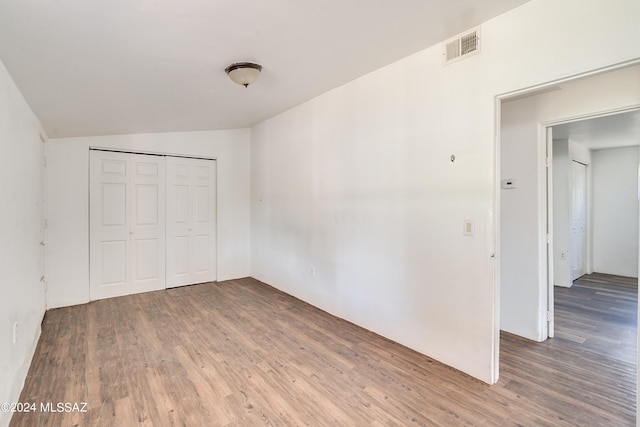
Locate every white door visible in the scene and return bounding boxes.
[570,160,587,280]
[166,157,217,288]
[90,151,166,300]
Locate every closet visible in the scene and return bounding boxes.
[89,150,216,301]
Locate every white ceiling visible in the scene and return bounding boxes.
[553,110,640,150]
[0,0,531,138]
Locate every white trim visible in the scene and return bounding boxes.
[542,105,640,128]
[537,123,549,341]
[491,97,501,384]
[545,127,554,339]
[496,58,640,103]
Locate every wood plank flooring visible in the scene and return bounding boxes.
[10,274,637,426]
[499,273,637,426]
[555,273,637,365]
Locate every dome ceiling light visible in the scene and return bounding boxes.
[224,62,262,87]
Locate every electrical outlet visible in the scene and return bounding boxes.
[560,252,566,260]
[310,267,315,277]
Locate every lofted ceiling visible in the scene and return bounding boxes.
[0,0,531,138]
[553,110,640,150]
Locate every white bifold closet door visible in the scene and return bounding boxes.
[166,157,217,288]
[90,150,166,300]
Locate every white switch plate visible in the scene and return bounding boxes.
[463,219,474,236]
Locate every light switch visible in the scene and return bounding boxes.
[463,219,474,236]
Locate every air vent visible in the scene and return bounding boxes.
[443,26,481,65]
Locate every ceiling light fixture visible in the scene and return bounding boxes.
[225,62,262,87]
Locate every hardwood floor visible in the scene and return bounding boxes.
[555,273,637,365]
[499,273,637,426]
[10,275,637,426]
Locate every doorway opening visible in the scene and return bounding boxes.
[496,61,640,420]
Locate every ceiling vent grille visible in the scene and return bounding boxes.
[443,26,481,65]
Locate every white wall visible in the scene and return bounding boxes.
[501,65,639,341]
[592,146,639,277]
[0,60,46,427]
[46,130,251,308]
[251,0,640,382]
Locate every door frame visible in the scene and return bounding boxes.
[492,58,640,384]
[541,104,640,321]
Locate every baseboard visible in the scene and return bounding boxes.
[554,281,573,288]
[0,315,43,427]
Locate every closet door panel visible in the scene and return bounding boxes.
[129,154,165,294]
[166,157,192,288]
[166,157,216,288]
[190,159,217,284]
[90,151,131,300]
[100,241,127,286]
[90,151,165,300]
